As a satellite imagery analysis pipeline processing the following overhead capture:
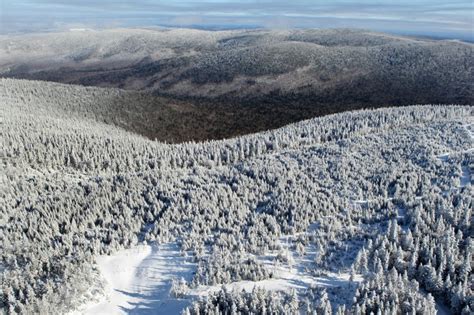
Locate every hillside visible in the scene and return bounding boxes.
[1,78,472,314]
[1,28,472,142]
[0,79,343,143]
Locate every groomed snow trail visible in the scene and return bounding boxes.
[83,243,195,315]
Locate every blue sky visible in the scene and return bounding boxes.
[1,0,473,39]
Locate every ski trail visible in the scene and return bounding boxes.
[79,243,195,315]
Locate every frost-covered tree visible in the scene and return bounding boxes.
[1,78,472,314]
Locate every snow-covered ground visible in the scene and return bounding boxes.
[73,118,473,314]
[78,243,196,315]
[433,118,473,315]
[437,120,473,189]
[196,232,364,300]
[197,119,470,312]
[77,236,363,314]
[460,121,473,187]
[191,269,362,299]
[436,300,452,315]
[463,121,474,139]
[460,165,471,188]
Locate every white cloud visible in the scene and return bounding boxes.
[1,0,473,40]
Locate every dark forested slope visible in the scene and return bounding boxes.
[1,29,472,142]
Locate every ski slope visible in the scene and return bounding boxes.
[81,244,195,315]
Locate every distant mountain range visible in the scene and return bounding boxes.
[0,28,472,142]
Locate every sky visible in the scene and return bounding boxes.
[1,0,473,40]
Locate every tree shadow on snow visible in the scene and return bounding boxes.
[117,243,196,315]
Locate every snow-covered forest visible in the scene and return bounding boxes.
[1,28,472,143]
[0,78,472,314]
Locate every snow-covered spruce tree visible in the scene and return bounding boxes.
[1,78,473,313]
[182,287,301,315]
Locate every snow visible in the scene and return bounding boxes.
[78,243,196,315]
[460,165,471,187]
[397,206,410,232]
[463,121,474,140]
[437,153,450,162]
[190,270,362,298]
[208,116,474,311]
[74,241,361,314]
[190,228,363,302]
[437,119,473,189]
[432,119,473,315]
[459,119,473,188]
[71,116,474,314]
[437,120,473,160]
[435,300,451,315]
[75,232,364,314]
[396,206,406,220]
